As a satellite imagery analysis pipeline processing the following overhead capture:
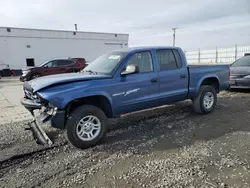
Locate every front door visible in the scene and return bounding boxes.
[156,49,188,105]
[112,51,159,116]
[43,60,60,76]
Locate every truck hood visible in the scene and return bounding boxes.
[26,73,112,92]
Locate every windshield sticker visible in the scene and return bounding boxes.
[108,55,121,60]
[112,88,140,97]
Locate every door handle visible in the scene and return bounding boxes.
[151,78,158,83]
[180,74,186,79]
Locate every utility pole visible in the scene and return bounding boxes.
[235,44,238,61]
[172,27,178,47]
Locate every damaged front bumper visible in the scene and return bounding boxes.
[25,120,53,145]
[21,98,64,146]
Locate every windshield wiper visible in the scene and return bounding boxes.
[83,70,98,74]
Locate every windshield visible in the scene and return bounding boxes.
[39,61,49,67]
[231,56,250,67]
[83,52,127,75]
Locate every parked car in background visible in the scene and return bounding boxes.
[229,53,250,89]
[20,58,87,81]
[20,46,229,149]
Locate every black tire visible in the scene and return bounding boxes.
[30,73,41,80]
[65,105,108,149]
[192,85,217,114]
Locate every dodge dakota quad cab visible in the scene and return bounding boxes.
[20,47,230,149]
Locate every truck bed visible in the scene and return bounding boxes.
[187,64,230,98]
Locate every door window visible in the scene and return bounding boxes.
[173,50,183,68]
[126,51,153,73]
[45,60,58,67]
[156,50,179,71]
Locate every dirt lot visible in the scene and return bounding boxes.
[0,90,250,188]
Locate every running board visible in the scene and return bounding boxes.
[25,120,53,146]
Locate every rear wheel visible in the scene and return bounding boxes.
[65,105,107,149]
[192,85,217,114]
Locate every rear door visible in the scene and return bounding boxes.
[56,60,75,73]
[112,51,160,115]
[156,49,188,105]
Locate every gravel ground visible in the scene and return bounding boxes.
[0,90,250,188]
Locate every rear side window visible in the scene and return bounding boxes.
[73,58,86,64]
[156,50,178,71]
[126,51,153,73]
[76,58,86,64]
[57,60,74,66]
[173,50,182,68]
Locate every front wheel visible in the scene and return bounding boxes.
[30,73,41,80]
[192,85,217,114]
[65,105,108,149]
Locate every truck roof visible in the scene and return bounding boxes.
[113,46,182,53]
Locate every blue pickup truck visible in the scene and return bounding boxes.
[21,47,229,149]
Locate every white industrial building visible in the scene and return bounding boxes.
[0,27,129,69]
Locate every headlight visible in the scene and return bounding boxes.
[33,94,41,102]
[40,103,57,116]
[22,70,30,76]
[46,105,58,116]
[33,93,49,104]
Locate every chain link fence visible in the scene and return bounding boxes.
[185,45,250,64]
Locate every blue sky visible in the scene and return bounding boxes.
[0,0,249,50]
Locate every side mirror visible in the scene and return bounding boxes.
[121,64,139,76]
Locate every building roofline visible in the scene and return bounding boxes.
[0,26,129,36]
